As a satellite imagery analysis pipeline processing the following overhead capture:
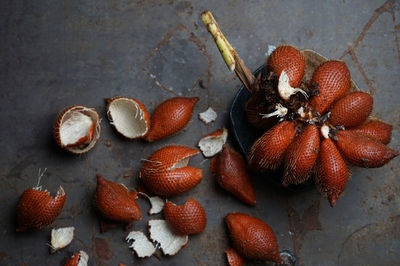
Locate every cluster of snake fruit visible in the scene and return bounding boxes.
[246,45,399,207]
[202,11,398,207]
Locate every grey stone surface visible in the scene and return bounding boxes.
[0,0,399,265]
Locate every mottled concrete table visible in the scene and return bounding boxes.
[1,0,399,265]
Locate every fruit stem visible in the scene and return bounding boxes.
[202,11,256,93]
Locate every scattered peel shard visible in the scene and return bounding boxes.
[202,10,399,207]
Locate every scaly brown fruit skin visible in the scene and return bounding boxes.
[310,60,351,114]
[226,248,244,266]
[140,146,202,196]
[164,198,207,235]
[145,97,199,142]
[95,174,142,223]
[248,121,296,172]
[16,187,66,232]
[329,92,373,128]
[211,145,256,206]
[348,120,393,145]
[225,213,282,264]
[315,138,349,207]
[267,45,306,87]
[283,124,320,186]
[335,130,399,168]
[64,253,80,266]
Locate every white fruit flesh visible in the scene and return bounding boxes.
[148,220,188,256]
[278,70,308,101]
[60,111,93,146]
[50,226,74,252]
[108,98,148,138]
[199,107,217,124]
[148,196,165,215]
[198,128,228,157]
[126,231,156,258]
[77,250,89,266]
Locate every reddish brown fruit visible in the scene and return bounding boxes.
[145,97,199,142]
[226,248,244,266]
[267,45,305,87]
[283,124,320,186]
[211,145,256,206]
[225,213,282,263]
[95,174,142,223]
[164,198,207,235]
[310,60,351,114]
[140,146,202,196]
[336,130,399,168]
[248,121,296,172]
[315,138,349,207]
[64,251,88,266]
[348,120,393,144]
[329,92,373,128]
[16,186,66,232]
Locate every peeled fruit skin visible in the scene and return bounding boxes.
[211,145,256,206]
[329,92,373,128]
[267,45,305,87]
[140,146,202,197]
[283,124,320,186]
[16,187,66,232]
[164,198,207,235]
[311,60,351,114]
[225,213,282,264]
[145,97,199,142]
[248,121,296,172]
[335,130,399,168]
[64,253,80,266]
[226,248,244,266]
[95,174,142,223]
[348,120,393,145]
[315,138,349,207]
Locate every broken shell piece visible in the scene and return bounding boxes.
[106,97,150,139]
[198,128,228,157]
[139,193,165,215]
[50,226,75,253]
[64,250,88,266]
[54,106,101,154]
[16,186,67,232]
[126,231,156,258]
[148,220,188,256]
[198,107,217,124]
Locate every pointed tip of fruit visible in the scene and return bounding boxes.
[96,174,105,183]
[191,97,200,103]
[328,194,338,207]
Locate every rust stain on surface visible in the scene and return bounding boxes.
[287,199,322,262]
[94,237,113,261]
[141,22,212,104]
[0,251,9,263]
[340,0,396,95]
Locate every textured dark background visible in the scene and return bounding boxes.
[0,0,399,265]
